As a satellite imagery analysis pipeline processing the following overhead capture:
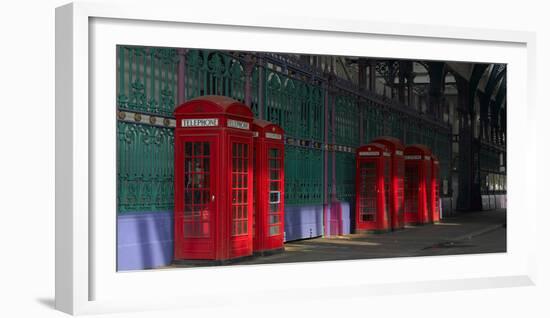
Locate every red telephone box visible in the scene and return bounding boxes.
[355,143,392,233]
[430,155,441,223]
[173,95,254,262]
[404,144,432,225]
[372,136,405,230]
[252,119,285,255]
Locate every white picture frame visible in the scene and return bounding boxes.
[55,1,537,315]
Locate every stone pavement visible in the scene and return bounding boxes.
[171,209,506,268]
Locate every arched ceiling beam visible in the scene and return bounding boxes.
[468,63,490,113]
[485,64,506,98]
[495,76,507,109]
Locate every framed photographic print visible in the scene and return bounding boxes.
[56,1,537,315]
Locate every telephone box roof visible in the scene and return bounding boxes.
[357,142,389,153]
[173,95,253,119]
[372,136,405,151]
[251,119,284,134]
[404,144,432,156]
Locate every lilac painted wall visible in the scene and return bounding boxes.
[117,211,173,271]
[340,202,352,235]
[117,203,355,270]
[283,205,324,242]
[323,201,352,237]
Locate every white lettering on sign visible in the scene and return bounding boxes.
[265,132,282,140]
[395,150,403,156]
[181,118,218,127]
[227,119,250,130]
[359,151,379,156]
[383,152,391,156]
[405,155,422,160]
[424,156,431,160]
[252,131,259,138]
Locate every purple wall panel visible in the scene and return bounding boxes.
[117,211,173,271]
[117,202,359,270]
[340,202,351,235]
[283,205,324,242]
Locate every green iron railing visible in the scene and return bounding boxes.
[117,46,179,117]
[263,69,325,205]
[116,45,458,213]
[185,49,246,103]
[117,121,175,213]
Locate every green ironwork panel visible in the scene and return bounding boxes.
[117,46,180,116]
[250,66,261,117]
[335,152,356,201]
[308,86,324,141]
[387,112,405,142]
[265,72,287,131]
[284,145,324,205]
[333,95,359,146]
[117,121,175,213]
[362,104,384,144]
[265,70,324,141]
[185,49,246,103]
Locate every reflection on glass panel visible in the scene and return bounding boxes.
[232,159,238,172]
[185,143,193,156]
[204,174,210,188]
[184,206,192,219]
[193,142,202,156]
[269,159,279,169]
[269,191,280,203]
[269,215,279,224]
[185,190,192,204]
[269,225,279,236]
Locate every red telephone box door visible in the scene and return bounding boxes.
[267,147,283,238]
[178,135,218,260]
[404,163,419,224]
[228,135,253,258]
[425,160,433,223]
[358,160,378,225]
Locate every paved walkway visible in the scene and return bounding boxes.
[171,209,506,268]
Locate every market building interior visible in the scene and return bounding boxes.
[116,46,506,270]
